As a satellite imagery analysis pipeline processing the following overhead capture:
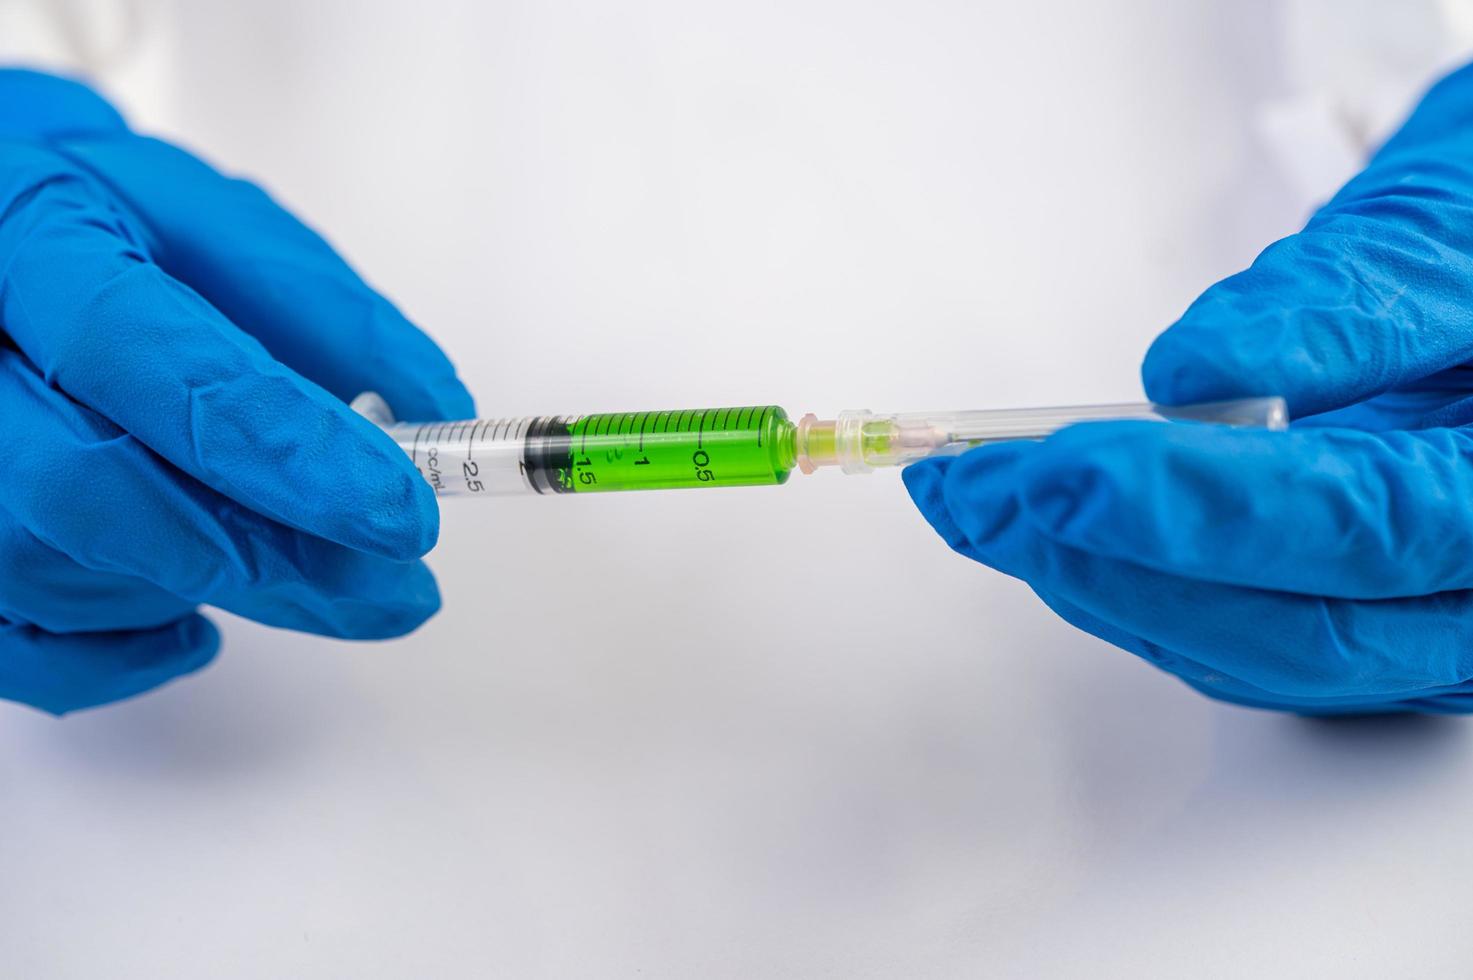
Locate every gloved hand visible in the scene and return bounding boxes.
[0,70,473,714]
[906,61,1473,715]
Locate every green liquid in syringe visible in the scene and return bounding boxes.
[553,406,798,493]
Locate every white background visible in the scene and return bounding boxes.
[4,1,1473,976]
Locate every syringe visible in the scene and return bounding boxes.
[351,393,1287,497]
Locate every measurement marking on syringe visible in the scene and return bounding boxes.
[697,409,707,449]
[638,412,649,450]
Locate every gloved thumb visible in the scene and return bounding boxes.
[1142,66,1473,419]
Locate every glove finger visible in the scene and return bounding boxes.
[0,69,128,140]
[1142,141,1473,419]
[56,134,474,422]
[0,613,218,716]
[0,145,436,560]
[0,350,441,639]
[1294,365,1473,430]
[903,454,1473,700]
[922,421,1473,600]
[1027,583,1441,715]
[1370,63,1473,165]
[0,503,196,632]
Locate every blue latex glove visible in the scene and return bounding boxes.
[0,70,473,714]
[906,62,1473,715]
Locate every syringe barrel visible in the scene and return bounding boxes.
[361,399,798,496]
[376,416,560,496]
